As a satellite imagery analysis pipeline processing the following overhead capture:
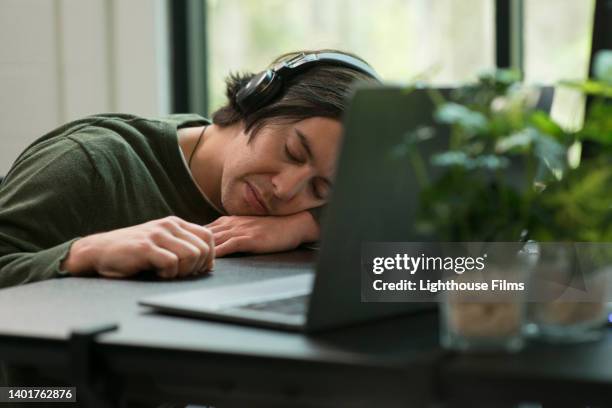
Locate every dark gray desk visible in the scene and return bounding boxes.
[0,250,440,408]
[4,249,611,407]
[439,330,612,407]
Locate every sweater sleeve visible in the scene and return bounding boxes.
[0,138,100,288]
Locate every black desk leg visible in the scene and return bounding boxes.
[70,323,119,408]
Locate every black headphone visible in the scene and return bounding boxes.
[235,51,381,114]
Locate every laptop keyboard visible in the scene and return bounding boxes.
[239,294,310,316]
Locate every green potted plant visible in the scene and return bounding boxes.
[526,50,612,342]
[393,70,570,351]
[393,50,612,349]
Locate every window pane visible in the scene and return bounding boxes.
[524,0,596,130]
[524,0,595,83]
[206,0,494,111]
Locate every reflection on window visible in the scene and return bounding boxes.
[206,0,494,111]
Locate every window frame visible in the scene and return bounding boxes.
[169,0,609,114]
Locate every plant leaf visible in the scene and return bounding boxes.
[559,79,612,97]
[529,111,564,138]
[434,103,488,134]
[496,128,536,153]
[431,151,509,170]
[533,129,567,180]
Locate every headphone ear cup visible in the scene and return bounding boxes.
[254,75,283,111]
[236,70,283,113]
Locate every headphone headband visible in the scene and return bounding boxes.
[272,52,381,81]
[235,51,381,113]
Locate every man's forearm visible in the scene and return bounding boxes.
[206,211,321,257]
[60,236,96,275]
[294,210,320,244]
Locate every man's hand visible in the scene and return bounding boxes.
[206,211,320,257]
[62,216,215,279]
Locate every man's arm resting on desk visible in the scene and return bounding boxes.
[1,211,316,286]
[206,210,320,257]
[0,139,99,288]
[0,138,214,285]
[64,211,317,276]
[62,216,215,278]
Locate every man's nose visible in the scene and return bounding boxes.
[272,166,313,202]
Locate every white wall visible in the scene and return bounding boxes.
[0,0,170,175]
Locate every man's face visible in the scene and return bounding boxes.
[221,117,343,216]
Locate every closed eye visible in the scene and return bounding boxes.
[311,182,321,200]
[285,144,304,164]
[311,178,330,200]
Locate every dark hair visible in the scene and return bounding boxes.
[211,49,380,139]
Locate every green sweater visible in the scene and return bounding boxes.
[0,113,220,288]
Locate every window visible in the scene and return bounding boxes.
[523,0,596,130]
[524,0,595,83]
[206,0,495,112]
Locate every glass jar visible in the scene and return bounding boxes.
[440,260,529,352]
[527,243,611,343]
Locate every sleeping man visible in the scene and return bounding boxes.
[0,50,380,287]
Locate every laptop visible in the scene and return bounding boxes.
[140,85,554,332]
